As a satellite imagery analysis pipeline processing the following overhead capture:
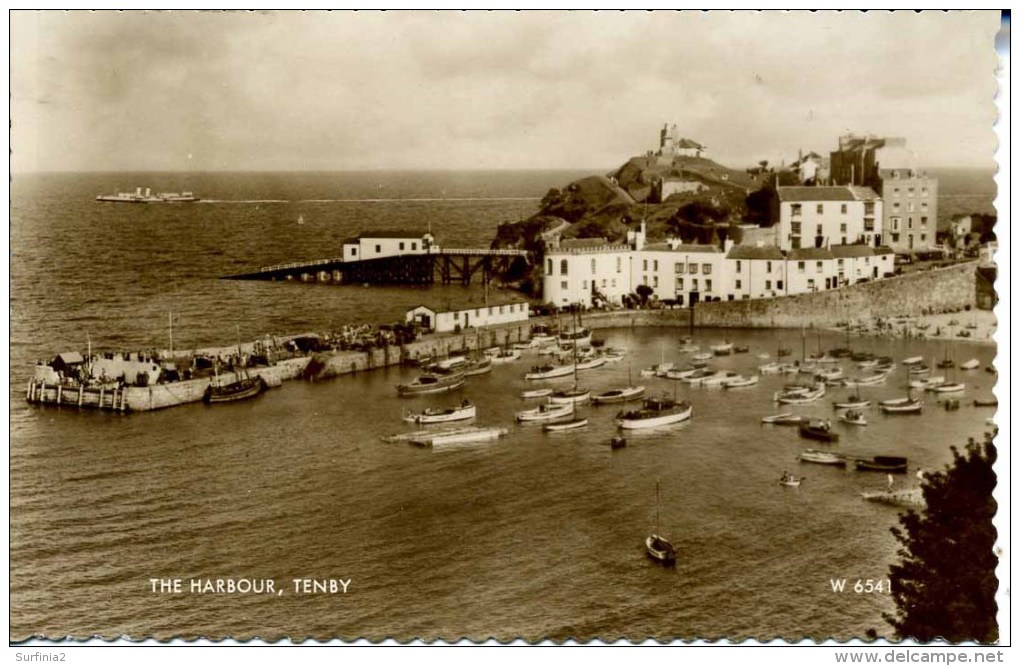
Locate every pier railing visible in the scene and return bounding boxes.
[256,248,527,273]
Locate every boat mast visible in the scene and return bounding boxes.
[169,311,174,358]
[655,479,661,537]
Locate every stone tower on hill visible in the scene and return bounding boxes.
[658,123,706,158]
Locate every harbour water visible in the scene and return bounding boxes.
[10,171,998,641]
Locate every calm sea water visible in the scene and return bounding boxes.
[10,171,998,641]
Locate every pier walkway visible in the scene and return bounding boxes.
[224,248,529,286]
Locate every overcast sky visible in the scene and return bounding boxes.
[10,10,1000,173]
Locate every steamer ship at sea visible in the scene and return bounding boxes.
[96,187,200,203]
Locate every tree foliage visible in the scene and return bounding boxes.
[885,434,999,643]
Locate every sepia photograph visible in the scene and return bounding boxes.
[8,9,1006,650]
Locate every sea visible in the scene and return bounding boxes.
[9,170,998,642]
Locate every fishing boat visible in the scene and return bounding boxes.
[524,363,575,380]
[815,367,843,381]
[799,421,839,442]
[973,397,998,407]
[723,374,759,388]
[430,354,468,371]
[543,417,588,432]
[575,355,608,371]
[593,385,646,405]
[777,385,825,405]
[663,366,699,380]
[879,397,923,414]
[558,328,592,349]
[692,352,713,362]
[407,426,509,447]
[677,336,699,353]
[840,409,867,426]
[833,390,870,409]
[856,359,880,369]
[461,356,493,376]
[932,382,965,394]
[599,349,626,363]
[861,488,925,508]
[489,348,521,364]
[779,472,804,487]
[548,387,592,405]
[761,413,805,425]
[777,363,801,374]
[758,362,782,374]
[843,372,888,387]
[907,364,931,376]
[403,400,476,424]
[204,374,264,403]
[397,371,465,396]
[521,388,553,399]
[855,456,908,474]
[710,341,733,356]
[902,356,924,366]
[699,370,740,387]
[733,345,750,354]
[959,358,980,370]
[798,450,847,466]
[909,376,944,390]
[645,480,677,566]
[616,396,692,430]
[515,401,574,423]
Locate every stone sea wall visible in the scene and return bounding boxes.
[694,261,978,329]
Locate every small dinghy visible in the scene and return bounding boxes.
[779,472,804,487]
[723,374,759,388]
[880,397,923,414]
[403,400,477,424]
[543,417,588,432]
[761,412,805,425]
[840,409,867,426]
[799,421,839,442]
[959,358,980,370]
[902,356,924,365]
[932,382,965,394]
[798,450,846,466]
[592,385,646,405]
[521,388,553,399]
[516,402,574,423]
[610,435,627,450]
[973,398,998,407]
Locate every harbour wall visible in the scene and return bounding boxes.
[693,261,978,329]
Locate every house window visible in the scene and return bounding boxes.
[675,262,685,274]
[765,280,771,290]
[921,216,929,227]
[808,279,815,290]
[908,218,913,230]
[908,188,915,196]
[547,258,553,274]
[561,259,569,275]
[791,222,802,235]
[921,202,929,212]
[692,279,699,290]
[816,224,823,236]
[777,280,784,290]
[653,260,659,271]
[766,261,772,272]
[399,242,405,251]
[816,204,824,214]
[798,261,805,273]
[561,280,568,290]
[816,261,823,273]
[591,259,596,273]
[602,279,607,287]
[611,278,616,288]
[865,203,875,215]
[455,312,461,320]
[921,187,929,195]
[689,263,699,274]
[705,279,712,292]
[736,260,742,272]
[840,204,847,214]
[893,202,900,211]
[411,242,417,251]
[375,244,382,253]
[735,279,742,289]
[702,264,712,275]
[791,204,802,217]
[864,219,874,232]
[840,223,847,233]
[676,277,684,290]
[653,276,659,288]
[791,238,801,249]
[350,248,357,257]
[920,234,926,242]
[616,256,622,273]
[893,188,900,195]
[643,260,648,271]
[582,280,588,290]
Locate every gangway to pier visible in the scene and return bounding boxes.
[224,247,529,286]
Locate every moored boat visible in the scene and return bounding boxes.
[723,374,759,388]
[516,401,574,423]
[777,385,825,405]
[489,348,522,364]
[460,357,493,376]
[932,382,965,394]
[798,449,846,466]
[855,456,908,474]
[524,363,575,380]
[645,480,676,565]
[779,472,804,487]
[909,376,944,390]
[547,387,592,405]
[902,356,924,365]
[959,358,980,370]
[592,385,646,405]
[616,396,692,430]
[710,341,733,356]
[879,397,923,414]
[700,370,740,387]
[521,388,553,399]
[397,371,465,396]
[543,417,588,432]
[409,426,509,447]
[558,328,592,348]
[839,409,867,426]
[799,421,839,442]
[403,400,476,424]
[761,412,805,425]
[204,375,264,404]
[973,397,998,407]
[758,362,781,374]
[575,355,607,371]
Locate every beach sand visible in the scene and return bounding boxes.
[832,309,997,346]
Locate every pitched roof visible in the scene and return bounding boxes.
[349,230,429,240]
[787,248,834,260]
[874,245,896,255]
[408,297,530,315]
[676,138,705,150]
[829,244,875,258]
[848,185,881,201]
[560,238,611,250]
[727,245,784,260]
[777,186,857,202]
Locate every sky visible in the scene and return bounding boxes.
[9,10,1001,173]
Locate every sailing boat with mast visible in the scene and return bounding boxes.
[548,340,591,405]
[204,326,264,403]
[593,359,646,405]
[645,480,677,565]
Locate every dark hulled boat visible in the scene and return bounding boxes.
[204,375,264,404]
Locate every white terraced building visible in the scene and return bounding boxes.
[542,223,894,308]
[774,185,883,251]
